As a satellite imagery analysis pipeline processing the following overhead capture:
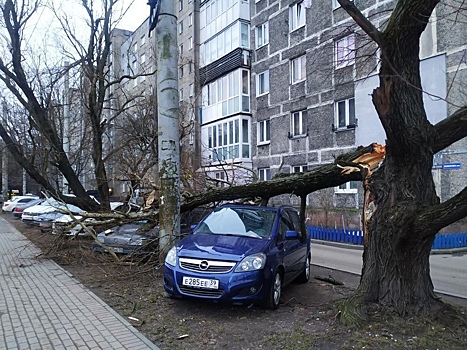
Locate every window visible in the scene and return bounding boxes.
[189,13,193,26]
[293,165,308,173]
[189,83,194,97]
[257,119,270,145]
[179,21,184,34]
[257,70,269,96]
[291,110,307,137]
[179,0,183,11]
[141,35,145,46]
[189,62,193,73]
[291,55,306,83]
[132,60,138,87]
[189,37,193,50]
[335,34,355,68]
[333,0,353,10]
[335,181,358,193]
[133,43,137,53]
[179,88,184,101]
[204,117,250,162]
[179,44,184,56]
[335,98,356,129]
[256,22,269,48]
[140,54,146,82]
[290,2,305,31]
[179,66,184,78]
[259,168,271,181]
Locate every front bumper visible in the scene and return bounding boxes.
[163,263,269,304]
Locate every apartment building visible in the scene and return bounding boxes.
[249,0,466,209]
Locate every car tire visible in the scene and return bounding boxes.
[263,270,282,310]
[297,253,311,284]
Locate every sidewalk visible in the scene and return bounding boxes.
[0,218,159,350]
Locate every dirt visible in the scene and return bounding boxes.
[4,213,467,350]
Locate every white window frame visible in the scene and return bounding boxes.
[141,35,145,46]
[188,13,193,26]
[291,55,306,84]
[290,2,305,31]
[189,83,194,97]
[179,88,184,101]
[335,97,356,129]
[179,66,184,78]
[179,0,183,11]
[178,21,183,34]
[189,37,193,50]
[256,70,269,96]
[335,181,358,194]
[257,119,270,145]
[179,44,184,57]
[335,34,355,69]
[258,168,271,181]
[290,110,307,137]
[256,22,269,48]
[292,165,308,173]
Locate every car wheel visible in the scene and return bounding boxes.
[263,270,282,310]
[297,253,311,283]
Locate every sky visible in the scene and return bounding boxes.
[119,0,150,31]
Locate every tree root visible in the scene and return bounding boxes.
[336,293,369,326]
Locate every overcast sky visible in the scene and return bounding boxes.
[119,0,149,31]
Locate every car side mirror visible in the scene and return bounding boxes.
[285,230,300,240]
[190,224,197,234]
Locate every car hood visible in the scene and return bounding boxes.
[177,233,269,261]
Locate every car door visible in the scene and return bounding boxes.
[286,209,307,278]
[277,210,303,284]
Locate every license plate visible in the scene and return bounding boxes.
[112,247,123,253]
[182,276,219,289]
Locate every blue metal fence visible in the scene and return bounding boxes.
[307,226,467,250]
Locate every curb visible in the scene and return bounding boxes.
[311,239,467,255]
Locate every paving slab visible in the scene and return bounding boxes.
[0,217,159,350]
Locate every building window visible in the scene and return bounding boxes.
[179,0,183,11]
[258,168,271,181]
[291,55,306,84]
[257,119,270,145]
[333,0,353,10]
[179,44,184,56]
[335,34,355,68]
[189,37,193,50]
[257,70,269,96]
[215,172,225,187]
[180,88,184,101]
[293,165,308,173]
[335,181,358,193]
[179,21,183,34]
[335,98,356,129]
[291,110,307,137]
[256,22,269,48]
[204,117,250,162]
[189,83,194,97]
[140,54,146,82]
[189,62,193,73]
[133,43,137,53]
[290,1,305,31]
[132,60,138,87]
[179,66,184,78]
[189,13,193,26]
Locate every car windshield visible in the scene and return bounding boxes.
[193,207,277,239]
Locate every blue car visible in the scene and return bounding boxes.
[163,205,311,309]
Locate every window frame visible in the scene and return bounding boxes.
[256,70,269,96]
[335,34,355,69]
[258,168,271,181]
[292,165,308,173]
[291,55,306,84]
[333,0,353,10]
[256,22,269,48]
[335,181,358,194]
[257,119,271,145]
[334,97,356,129]
[290,1,306,32]
[290,110,307,138]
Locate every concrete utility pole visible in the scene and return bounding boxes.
[2,100,8,200]
[150,0,181,257]
[62,63,70,194]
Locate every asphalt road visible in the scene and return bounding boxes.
[311,242,467,299]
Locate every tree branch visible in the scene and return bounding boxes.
[337,0,383,46]
[434,107,467,153]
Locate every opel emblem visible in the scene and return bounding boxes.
[199,260,209,270]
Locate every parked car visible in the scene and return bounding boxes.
[163,205,311,309]
[2,195,39,212]
[21,197,84,226]
[93,221,159,256]
[13,198,45,218]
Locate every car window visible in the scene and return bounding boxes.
[287,209,303,240]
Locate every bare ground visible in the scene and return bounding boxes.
[4,213,467,350]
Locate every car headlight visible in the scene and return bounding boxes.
[235,253,266,272]
[165,246,177,267]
